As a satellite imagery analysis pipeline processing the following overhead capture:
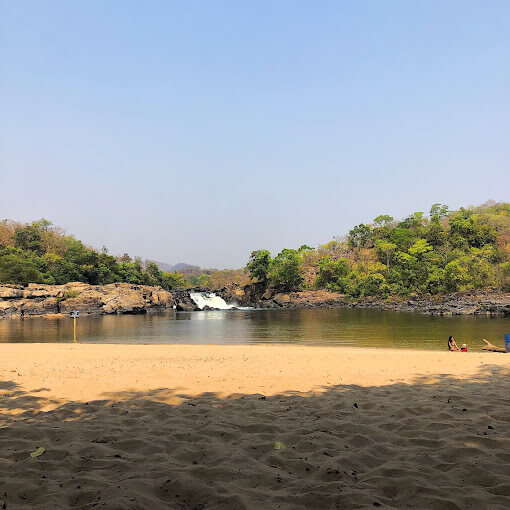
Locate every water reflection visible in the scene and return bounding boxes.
[0,309,508,351]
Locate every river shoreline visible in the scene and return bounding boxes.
[281,289,510,316]
[1,282,509,318]
[221,285,510,316]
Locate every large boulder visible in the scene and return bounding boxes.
[273,293,291,306]
[150,289,174,307]
[0,300,17,316]
[22,288,57,299]
[16,298,58,315]
[0,286,24,299]
[172,289,200,311]
[60,290,104,314]
[103,286,147,314]
[59,283,175,315]
[175,300,199,312]
[220,282,268,307]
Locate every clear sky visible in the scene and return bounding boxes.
[1,1,509,268]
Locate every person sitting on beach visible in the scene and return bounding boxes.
[461,344,468,352]
[448,336,460,351]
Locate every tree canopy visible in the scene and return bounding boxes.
[245,202,510,296]
[0,219,191,290]
[2,202,509,297]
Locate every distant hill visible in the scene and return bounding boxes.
[169,262,201,273]
[148,260,205,275]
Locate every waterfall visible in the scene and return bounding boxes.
[189,291,238,310]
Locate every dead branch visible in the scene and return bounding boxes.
[481,338,506,353]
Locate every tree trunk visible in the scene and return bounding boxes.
[481,338,506,353]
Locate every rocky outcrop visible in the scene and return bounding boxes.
[171,289,200,311]
[219,284,345,310]
[218,283,510,316]
[219,282,266,307]
[344,290,510,316]
[256,290,346,310]
[0,282,175,318]
[2,282,508,318]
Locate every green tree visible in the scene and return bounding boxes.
[449,210,498,248]
[425,221,448,248]
[444,260,470,292]
[348,224,373,249]
[393,251,431,293]
[269,249,303,291]
[0,252,44,285]
[117,261,144,284]
[400,212,425,231]
[429,203,449,223]
[12,224,43,254]
[316,257,350,288]
[34,218,53,231]
[425,266,446,294]
[499,262,510,291]
[246,249,272,282]
[373,215,394,227]
[63,239,97,267]
[188,273,211,288]
[389,227,416,250]
[161,271,188,289]
[145,262,162,286]
[42,252,84,284]
[408,239,433,259]
[374,240,397,271]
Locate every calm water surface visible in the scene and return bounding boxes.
[1,309,509,351]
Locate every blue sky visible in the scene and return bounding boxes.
[1,1,509,268]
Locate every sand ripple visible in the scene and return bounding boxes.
[1,371,510,509]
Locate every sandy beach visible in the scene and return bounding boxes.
[1,344,510,509]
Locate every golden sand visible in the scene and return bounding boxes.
[1,344,510,508]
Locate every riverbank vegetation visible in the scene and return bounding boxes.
[0,219,251,290]
[0,219,204,290]
[1,202,509,297]
[246,201,510,297]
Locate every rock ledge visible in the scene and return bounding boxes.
[0,282,175,318]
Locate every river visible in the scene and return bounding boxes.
[1,308,508,351]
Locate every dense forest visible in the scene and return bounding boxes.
[0,218,249,290]
[246,202,510,296]
[0,219,205,289]
[1,202,509,297]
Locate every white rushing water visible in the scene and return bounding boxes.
[189,292,238,310]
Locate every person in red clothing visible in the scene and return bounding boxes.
[461,344,468,352]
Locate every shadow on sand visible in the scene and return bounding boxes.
[1,366,510,509]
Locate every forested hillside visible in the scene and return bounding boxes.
[2,202,509,297]
[246,202,510,296]
[0,219,196,289]
[0,219,250,290]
